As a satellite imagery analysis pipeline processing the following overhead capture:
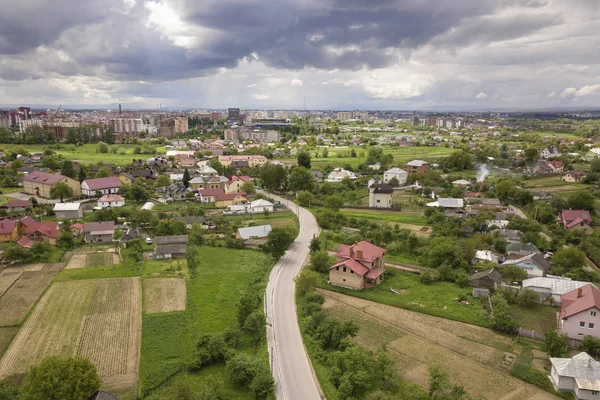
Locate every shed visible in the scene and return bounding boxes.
[53,202,83,219]
[468,268,502,289]
[154,235,188,259]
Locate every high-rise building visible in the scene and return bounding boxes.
[175,116,188,133]
[209,112,223,122]
[159,119,176,138]
[228,108,243,125]
[337,111,354,121]
[19,119,43,132]
[18,107,31,120]
[112,118,142,133]
[0,111,10,128]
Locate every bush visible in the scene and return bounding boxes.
[419,271,436,285]
[524,368,552,390]
[190,334,230,370]
[455,272,469,288]
[582,335,600,358]
[518,289,540,307]
[226,353,262,387]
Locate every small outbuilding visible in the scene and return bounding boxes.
[53,202,83,219]
[468,268,502,289]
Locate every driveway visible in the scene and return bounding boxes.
[262,191,322,400]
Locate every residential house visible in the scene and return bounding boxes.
[326,168,357,183]
[473,250,499,264]
[18,219,60,244]
[224,199,274,215]
[98,194,125,208]
[503,243,550,277]
[119,228,141,248]
[81,177,123,196]
[383,167,408,186]
[83,221,115,243]
[426,198,464,208]
[524,277,595,305]
[218,155,267,168]
[155,235,188,259]
[558,210,593,234]
[561,284,600,340]
[406,160,430,175]
[452,179,472,187]
[0,219,18,242]
[4,200,30,212]
[70,223,84,237]
[117,172,133,186]
[368,183,393,208]
[23,171,81,198]
[311,170,324,184]
[491,229,525,244]
[550,352,600,399]
[468,268,502,289]
[236,225,272,248]
[53,202,83,219]
[563,171,587,183]
[16,236,34,249]
[527,190,554,201]
[547,160,564,173]
[226,176,252,193]
[328,241,386,290]
[132,169,156,180]
[198,188,246,207]
[532,161,554,176]
[540,146,562,159]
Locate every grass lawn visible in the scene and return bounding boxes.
[509,304,558,334]
[339,208,428,226]
[0,144,167,166]
[524,175,592,191]
[320,270,491,327]
[139,246,274,399]
[141,258,189,279]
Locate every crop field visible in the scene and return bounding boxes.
[67,247,120,269]
[0,328,18,356]
[322,290,559,400]
[0,270,59,327]
[0,143,167,166]
[0,270,21,297]
[144,278,186,314]
[87,252,116,267]
[0,277,142,392]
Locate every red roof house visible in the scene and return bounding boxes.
[329,241,387,290]
[558,210,593,233]
[0,219,18,242]
[16,236,34,248]
[560,284,600,339]
[81,177,123,196]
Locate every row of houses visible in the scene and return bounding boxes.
[23,171,124,198]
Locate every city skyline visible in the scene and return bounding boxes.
[1,0,600,110]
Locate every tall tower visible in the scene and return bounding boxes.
[119,104,122,115]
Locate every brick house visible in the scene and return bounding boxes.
[562,171,587,183]
[406,160,430,175]
[23,171,81,198]
[0,219,18,242]
[558,210,593,234]
[328,241,386,290]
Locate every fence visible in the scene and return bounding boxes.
[518,327,581,349]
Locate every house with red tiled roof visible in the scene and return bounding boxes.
[16,236,34,249]
[17,218,60,244]
[81,177,122,196]
[226,176,252,193]
[562,170,587,183]
[23,171,81,198]
[558,210,593,234]
[3,200,31,212]
[70,223,84,237]
[0,219,18,242]
[546,160,564,173]
[328,241,387,290]
[561,284,600,340]
[198,188,247,208]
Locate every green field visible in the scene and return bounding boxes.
[321,270,491,327]
[509,304,558,334]
[339,208,428,226]
[140,246,273,399]
[0,143,166,166]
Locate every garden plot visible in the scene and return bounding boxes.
[0,327,18,356]
[0,270,22,297]
[143,278,186,314]
[0,277,142,392]
[322,290,559,400]
[66,247,120,269]
[0,270,58,326]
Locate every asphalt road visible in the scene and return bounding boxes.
[263,192,322,400]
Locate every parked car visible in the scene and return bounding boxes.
[145,237,152,245]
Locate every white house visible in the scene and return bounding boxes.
[368,183,393,208]
[81,177,122,196]
[426,198,464,208]
[97,194,125,208]
[523,276,595,305]
[550,352,600,399]
[53,202,83,219]
[560,284,600,340]
[224,199,274,215]
[540,146,562,159]
[383,167,408,186]
[326,168,357,183]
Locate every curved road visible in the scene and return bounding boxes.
[263,192,322,400]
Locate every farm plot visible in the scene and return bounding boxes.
[0,277,142,392]
[66,248,120,269]
[0,327,18,356]
[0,271,58,326]
[321,290,559,400]
[143,278,186,314]
[0,270,21,297]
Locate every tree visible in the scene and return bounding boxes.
[295,269,319,296]
[297,191,315,207]
[78,167,87,182]
[19,356,101,400]
[186,246,200,275]
[242,310,266,349]
[60,160,76,179]
[265,227,294,259]
[498,265,528,283]
[490,294,517,334]
[57,229,76,250]
[388,177,399,187]
[2,246,28,263]
[518,289,540,307]
[241,181,256,195]
[260,164,288,192]
[41,156,60,170]
[182,168,191,188]
[0,379,19,400]
[582,335,600,358]
[524,148,539,161]
[97,141,108,153]
[552,247,586,275]
[154,174,172,188]
[311,250,332,273]
[441,150,473,171]
[428,365,450,398]
[226,353,267,389]
[94,167,112,178]
[324,195,345,212]
[288,166,315,192]
[591,158,600,173]
[309,235,321,252]
[297,151,311,169]
[50,182,74,202]
[544,330,569,357]
[567,190,596,211]
[249,370,275,398]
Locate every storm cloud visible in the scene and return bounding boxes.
[0,0,599,108]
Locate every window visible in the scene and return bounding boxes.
[592,311,597,317]
[376,199,380,203]
[581,321,586,327]
[350,270,354,274]
[336,267,339,271]
[590,323,595,329]
[343,267,346,272]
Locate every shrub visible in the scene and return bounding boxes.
[518,289,540,308]
[419,271,436,285]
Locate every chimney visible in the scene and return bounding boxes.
[349,247,354,258]
[578,287,583,298]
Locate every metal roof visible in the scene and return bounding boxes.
[53,202,81,211]
[237,225,272,239]
[551,353,600,390]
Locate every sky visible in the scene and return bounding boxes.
[1,0,600,110]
